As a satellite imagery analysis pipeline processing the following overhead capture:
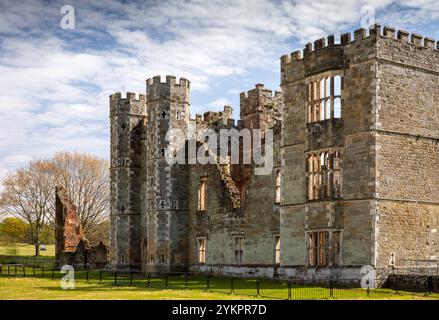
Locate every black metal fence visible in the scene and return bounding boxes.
[1,263,438,299]
[0,255,56,269]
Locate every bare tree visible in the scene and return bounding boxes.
[0,152,110,254]
[0,160,55,256]
[51,152,110,245]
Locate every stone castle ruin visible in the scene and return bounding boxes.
[109,25,439,279]
[55,187,108,268]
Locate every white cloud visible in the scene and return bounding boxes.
[207,98,233,109]
[0,0,438,186]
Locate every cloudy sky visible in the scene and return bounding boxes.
[0,0,438,184]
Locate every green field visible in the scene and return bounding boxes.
[0,243,55,257]
[0,246,437,300]
[0,270,438,300]
[0,277,255,300]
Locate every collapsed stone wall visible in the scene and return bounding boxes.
[55,186,109,269]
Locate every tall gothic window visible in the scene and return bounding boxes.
[307,75,343,123]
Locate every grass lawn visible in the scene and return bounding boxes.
[0,272,438,300]
[0,243,55,257]
[0,276,255,300]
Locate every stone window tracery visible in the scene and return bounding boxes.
[306,150,342,200]
[307,230,341,267]
[233,236,244,264]
[307,75,343,123]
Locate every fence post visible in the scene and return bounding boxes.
[329,279,334,299]
[86,270,89,282]
[165,273,168,288]
[99,270,102,284]
[15,265,17,276]
[427,276,433,295]
[42,267,44,277]
[230,278,235,295]
[256,279,260,297]
[0,265,2,275]
[206,275,210,292]
[33,267,35,277]
[288,280,292,300]
[23,266,26,277]
[114,272,117,284]
[130,271,133,286]
[8,265,10,276]
[185,273,188,290]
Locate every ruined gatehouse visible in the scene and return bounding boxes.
[109,25,439,279]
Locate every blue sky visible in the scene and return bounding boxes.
[0,0,438,185]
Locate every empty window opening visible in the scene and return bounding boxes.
[198,238,207,264]
[274,236,281,265]
[307,75,343,123]
[307,230,342,267]
[198,177,208,211]
[275,170,281,204]
[307,150,342,201]
[233,236,244,264]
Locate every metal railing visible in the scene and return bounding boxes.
[1,264,438,299]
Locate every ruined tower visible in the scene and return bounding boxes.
[109,92,146,269]
[142,75,191,272]
[239,83,283,130]
[280,25,439,275]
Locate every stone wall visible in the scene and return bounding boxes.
[108,25,439,277]
[55,186,85,260]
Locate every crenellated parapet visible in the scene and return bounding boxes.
[281,25,439,67]
[146,75,190,104]
[239,84,283,130]
[281,25,439,85]
[109,92,146,117]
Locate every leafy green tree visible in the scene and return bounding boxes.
[0,217,27,243]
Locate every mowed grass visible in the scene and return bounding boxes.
[0,271,438,300]
[0,243,55,257]
[0,276,256,300]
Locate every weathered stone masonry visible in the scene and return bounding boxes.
[109,25,439,278]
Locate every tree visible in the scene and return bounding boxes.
[0,152,110,256]
[51,152,110,245]
[0,217,27,243]
[0,160,55,256]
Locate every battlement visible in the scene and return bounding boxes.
[190,105,235,127]
[110,92,146,102]
[109,92,147,116]
[280,25,439,66]
[146,75,190,88]
[146,75,190,103]
[239,84,282,100]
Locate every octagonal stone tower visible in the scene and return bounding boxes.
[109,92,146,269]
